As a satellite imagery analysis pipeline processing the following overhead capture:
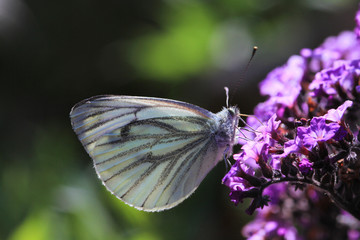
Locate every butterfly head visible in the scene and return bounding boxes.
[213,106,240,148]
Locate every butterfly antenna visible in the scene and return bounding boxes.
[224,87,230,108]
[229,46,258,105]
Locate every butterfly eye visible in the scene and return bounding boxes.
[227,107,239,118]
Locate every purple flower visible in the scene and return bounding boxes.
[300,48,312,58]
[338,211,360,240]
[252,98,279,122]
[222,158,254,191]
[308,59,360,98]
[262,183,287,204]
[304,31,360,72]
[268,139,299,171]
[228,187,257,206]
[309,62,345,96]
[223,5,360,237]
[259,55,305,107]
[356,85,360,93]
[297,117,341,150]
[222,154,261,205]
[340,60,360,94]
[298,158,313,175]
[324,100,353,122]
[283,139,302,155]
[241,142,269,166]
[254,114,281,146]
[242,218,298,240]
[349,230,360,240]
[356,4,360,38]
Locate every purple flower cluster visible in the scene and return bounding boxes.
[223,5,360,239]
[356,5,360,38]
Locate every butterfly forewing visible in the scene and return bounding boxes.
[70,95,232,211]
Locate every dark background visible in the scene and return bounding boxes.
[1,0,358,239]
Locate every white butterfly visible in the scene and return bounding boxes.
[70,95,240,211]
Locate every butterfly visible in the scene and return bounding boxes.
[70,95,240,211]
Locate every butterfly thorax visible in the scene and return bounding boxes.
[213,106,240,148]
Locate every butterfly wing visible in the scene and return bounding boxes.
[70,95,229,211]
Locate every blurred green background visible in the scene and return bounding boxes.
[0,0,358,239]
